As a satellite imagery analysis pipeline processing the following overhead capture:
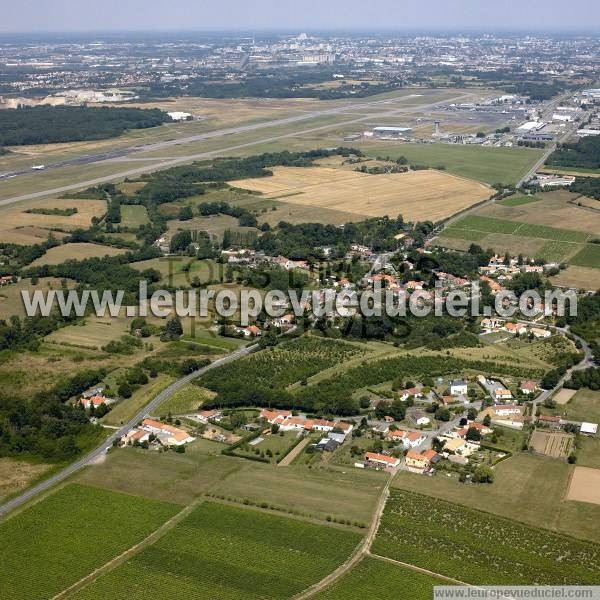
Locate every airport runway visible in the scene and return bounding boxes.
[0,91,474,207]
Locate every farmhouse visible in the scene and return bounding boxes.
[530,327,551,339]
[399,387,422,401]
[79,395,113,410]
[504,322,527,335]
[481,317,504,332]
[198,409,223,423]
[538,414,562,429]
[520,381,538,395]
[364,452,400,469]
[405,450,434,473]
[260,409,292,424]
[141,419,195,446]
[123,429,150,445]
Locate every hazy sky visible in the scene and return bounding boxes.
[3,0,600,33]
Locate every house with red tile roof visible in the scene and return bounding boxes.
[141,418,195,446]
[365,452,400,469]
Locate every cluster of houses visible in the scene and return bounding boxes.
[259,408,354,453]
[0,275,15,286]
[260,409,353,436]
[122,418,195,447]
[481,318,552,338]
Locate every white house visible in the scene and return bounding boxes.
[450,380,468,396]
[581,422,598,436]
[494,388,513,402]
[530,327,551,339]
[416,416,431,426]
[141,419,195,446]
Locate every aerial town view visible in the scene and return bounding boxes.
[1,1,600,598]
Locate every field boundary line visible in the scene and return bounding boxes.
[200,494,363,531]
[278,437,310,467]
[293,473,392,599]
[367,552,471,586]
[52,499,203,600]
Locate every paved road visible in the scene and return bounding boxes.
[0,91,474,207]
[0,343,257,518]
[525,324,595,415]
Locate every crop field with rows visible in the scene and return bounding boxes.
[72,502,362,599]
[0,484,179,600]
[372,490,600,585]
[315,556,446,600]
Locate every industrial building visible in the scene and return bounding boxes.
[369,126,412,139]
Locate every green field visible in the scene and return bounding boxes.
[535,240,582,262]
[453,215,521,234]
[315,556,446,600]
[72,502,362,600]
[155,383,216,415]
[439,227,487,242]
[558,389,600,424]
[77,446,385,523]
[120,204,149,227]
[0,484,179,600]
[498,196,542,207]
[102,374,175,426]
[439,214,593,262]
[373,489,600,585]
[517,223,589,243]
[364,144,543,185]
[570,244,600,269]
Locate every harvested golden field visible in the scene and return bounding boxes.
[230,166,491,222]
[0,458,52,502]
[567,467,600,505]
[550,266,600,291]
[0,197,106,245]
[29,242,126,266]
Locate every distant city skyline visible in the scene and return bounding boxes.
[3,0,600,34]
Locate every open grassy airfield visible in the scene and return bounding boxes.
[361,143,544,186]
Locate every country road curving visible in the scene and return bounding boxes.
[0,343,257,518]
